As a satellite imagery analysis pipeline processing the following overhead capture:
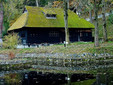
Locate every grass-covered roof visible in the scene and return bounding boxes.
[8,12,27,31]
[8,6,94,31]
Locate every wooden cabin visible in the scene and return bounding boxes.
[8,6,94,45]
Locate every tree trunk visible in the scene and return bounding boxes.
[102,0,107,42]
[64,0,70,47]
[89,9,93,23]
[78,0,82,17]
[0,3,3,38]
[94,0,99,47]
[36,0,39,7]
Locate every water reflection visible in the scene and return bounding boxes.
[0,71,113,85]
[0,54,113,85]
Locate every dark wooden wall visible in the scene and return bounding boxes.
[16,27,93,44]
[27,28,65,44]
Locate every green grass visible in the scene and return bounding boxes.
[0,41,113,55]
[85,46,113,54]
[64,79,96,85]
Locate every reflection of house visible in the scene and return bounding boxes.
[8,6,94,45]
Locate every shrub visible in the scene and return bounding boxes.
[3,33,21,49]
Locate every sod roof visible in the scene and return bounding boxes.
[8,6,95,31]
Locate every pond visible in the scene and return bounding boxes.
[0,70,113,85]
[0,53,113,85]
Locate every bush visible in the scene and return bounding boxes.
[3,33,21,49]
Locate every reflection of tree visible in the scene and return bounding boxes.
[96,73,101,85]
[5,73,22,85]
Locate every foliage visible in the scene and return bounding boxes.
[108,14,113,24]
[25,0,52,7]
[2,0,25,36]
[25,0,36,6]
[2,21,9,36]
[97,18,113,38]
[3,33,21,49]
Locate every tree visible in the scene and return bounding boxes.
[36,0,40,7]
[0,2,3,38]
[2,0,25,36]
[102,0,108,42]
[24,0,36,6]
[93,0,102,47]
[85,0,93,23]
[64,0,70,47]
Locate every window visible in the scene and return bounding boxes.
[46,14,56,19]
[42,9,56,19]
[49,31,59,37]
[30,33,38,37]
[86,33,88,37]
[80,33,82,37]
[83,33,88,37]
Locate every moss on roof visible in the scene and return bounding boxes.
[8,13,27,31]
[41,8,56,15]
[8,6,94,31]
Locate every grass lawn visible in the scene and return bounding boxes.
[71,79,96,85]
[0,41,113,55]
[63,79,96,85]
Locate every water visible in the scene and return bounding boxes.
[1,71,113,85]
[0,53,113,85]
